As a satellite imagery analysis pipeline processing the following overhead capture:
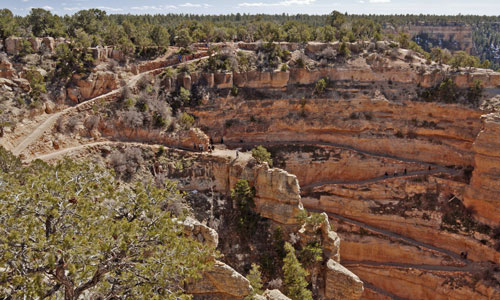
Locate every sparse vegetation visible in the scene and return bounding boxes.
[315,77,327,95]
[252,145,273,166]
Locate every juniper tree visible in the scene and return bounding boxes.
[251,146,273,167]
[0,151,214,299]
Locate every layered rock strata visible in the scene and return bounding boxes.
[465,113,500,224]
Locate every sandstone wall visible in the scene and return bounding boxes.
[348,264,500,300]
[464,113,500,225]
[67,71,118,103]
[190,96,483,167]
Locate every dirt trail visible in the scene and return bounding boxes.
[12,54,210,157]
[342,260,482,273]
[225,140,445,167]
[362,282,409,300]
[225,140,460,188]
[306,208,468,263]
[301,167,457,189]
[27,141,251,164]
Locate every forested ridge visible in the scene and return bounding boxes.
[1,8,500,68]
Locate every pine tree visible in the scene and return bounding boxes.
[0,153,215,299]
[245,263,264,299]
[282,242,313,300]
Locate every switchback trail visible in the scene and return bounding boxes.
[306,208,468,264]
[225,140,460,188]
[342,260,482,273]
[301,166,458,189]
[11,54,210,156]
[225,140,447,168]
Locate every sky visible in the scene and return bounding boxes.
[3,0,500,16]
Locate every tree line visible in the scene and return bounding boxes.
[1,8,499,68]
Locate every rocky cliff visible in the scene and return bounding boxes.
[465,113,500,225]
[186,56,500,299]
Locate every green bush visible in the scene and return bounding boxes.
[25,69,46,102]
[179,112,194,128]
[281,63,289,72]
[338,41,351,58]
[251,145,273,166]
[0,158,215,299]
[231,86,239,96]
[315,77,327,94]
[467,79,483,105]
[179,87,191,104]
[299,241,323,267]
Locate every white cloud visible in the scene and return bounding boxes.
[239,0,315,7]
[369,0,390,2]
[131,5,178,10]
[179,2,212,8]
[96,6,124,12]
[30,5,53,10]
[22,0,29,2]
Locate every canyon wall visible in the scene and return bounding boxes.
[465,113,500,225]
[187,67,500,299]
[154,149,363,299]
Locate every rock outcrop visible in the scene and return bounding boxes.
[325,259,364,300]
[464,112,500,224]
[257,289,292,300]
[0,55,16,78]
[67,71,118,102]
[188,260,252,300]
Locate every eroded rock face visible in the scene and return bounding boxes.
[182,217,251,300]
[325,259,364,300]
[183,216,219,248]
[5,37,22,55]
[253,164,303,225]
[348,264,500,300]
[190,96,483,167]
[0,56,16,78]
[188,260,252,300]
[67,71,118,102]
[465,113,500,225]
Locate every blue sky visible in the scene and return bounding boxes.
[3,0,500,16]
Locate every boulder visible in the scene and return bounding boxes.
[44,101,56,114]
[325,259,364,300]
[111,49,125,62]
[188,260,252,299]
[183,216,219,248]
[68,71,118,102]
[253,165,303,225]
